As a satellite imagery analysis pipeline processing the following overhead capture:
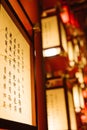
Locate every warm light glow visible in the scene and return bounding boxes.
[68,41,74,66]
[68,92,78,129]
[73,38,78,44]
[73,84,84,113]
[74,43,80,63]
[69,60,75,67]
[75,107,81,113]
[81,107,87,123]
[43,47,61,57]
[60,22,68,53]
[75,69,84,84]
[73,84,81,112]
[0,5,32,125]
[60,6,70,24]
[79,87,85,109]
[80,83,85,88]
[81,56,87,67]
[80,39,84,46]
[70,12,75,26]
[82,90,87,98]
[81,114,87,123]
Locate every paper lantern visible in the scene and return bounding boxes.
[73,84,84,113]
[60,5,70,24]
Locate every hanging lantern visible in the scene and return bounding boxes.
[70,12,75,26]
[41,8,68,57]
[69,11,80,29]
[67,40,75,67]
[73,38,80,63]
[79,87,85,109]
[60,5,70,24]
[41,15,61,57]
[60,5,80,29]
[73,84,81,112]
[73,37,87,68]
[72,83,84,113]
[81,114,87,123]
[82,89,87,98]
[60,21,68,53]
[75,69,84,84]
[67,37,86,68]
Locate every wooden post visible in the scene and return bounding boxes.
[34,31,48,130]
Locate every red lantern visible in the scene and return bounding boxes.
[70,12,75,26]
[82,90,87,98]
[81,114,87,123]
[60,5,70,24]
[60,5,80,28]
[69,11,80,28]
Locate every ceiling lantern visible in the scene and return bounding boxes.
[41,15,61,57]
[70,12,80,28]
[73,38,80,64]
[41,8,68,57]
[60,5,70,24]
[82,89,87,98]
[72,83,85,113]
[75,69,84,84]
[81,114,87,123]
[69,12,75,26]
[60,21,68,53]
[67,40,75,67]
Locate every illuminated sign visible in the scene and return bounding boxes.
[0,4,32,125]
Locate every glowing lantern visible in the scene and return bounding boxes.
[69,11,80,28]
[81,114,87,123]
[82,89,87,98]
[60,5,70,24]
[70,12,75,26]
[75,69,84,84]
[67,41,75,67]
[73,84,84,113]
[41,9,68,57]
